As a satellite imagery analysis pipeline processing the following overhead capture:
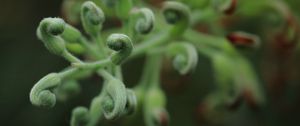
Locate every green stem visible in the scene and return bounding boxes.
[131,31,171,58]
[191,8,215,25]
[123,20,134,39]
[148,53,162,88]
[58,67,80,79]
[183,29,238,57]
[93,34,107,58]
[62,51,83,64]
[79,37,103,59]
[138,52,162,89]
[114,66,123,81]
[73,58,111,70]
[98,69,115,81]
[184,29,225,48]
[137,57,153,89]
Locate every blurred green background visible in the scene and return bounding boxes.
[1,0,300,126]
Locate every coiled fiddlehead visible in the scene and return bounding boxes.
[37,17,83,63]
[29,73,61,108]
[162,1,191,36]
[101,78,127,120]
[37,18,66,56]
[70,87,137,125]
[166,42,198,75]
[130,8,155,34]
[81,1,105,37]
[107,33,133,65]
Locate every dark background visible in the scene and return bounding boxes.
[1,0,300,126]
[0,0,75,125]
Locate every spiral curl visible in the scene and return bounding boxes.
[37,18,67,56]
[166,42,198,75]
[131,8,155,34]
[107,34,133,65]
[162,1,191,36]
[81,1,105,37]
[101,78,128,120]
[29,73,61,108]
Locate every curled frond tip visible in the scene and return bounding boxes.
[107,34,133,65]
[166,42,198,75]
[131,8,155,34]
[29,73,61,108]
[37,18,67,55]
